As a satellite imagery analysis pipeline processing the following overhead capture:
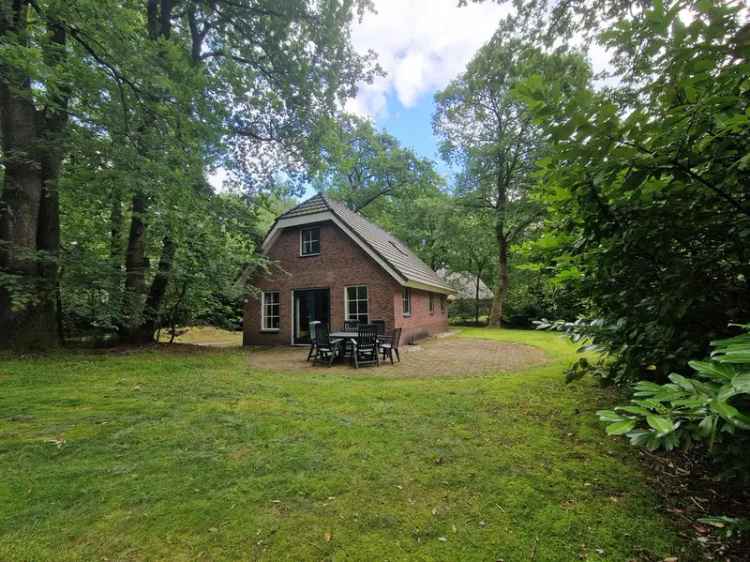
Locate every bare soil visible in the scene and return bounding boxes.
[245,334,549,377]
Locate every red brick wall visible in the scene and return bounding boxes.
[393,287,450,345]
[244,221,398,345]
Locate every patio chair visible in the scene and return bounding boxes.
[313,325,342,367]
[306,320,322,361]
[352,324,379,369]
[344,319,360,331]
[380,327,402,364]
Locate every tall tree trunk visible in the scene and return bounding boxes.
[488,234,509,327]
[109,190,123,317]
[121,0,175,343]
[36,21,69,346]
[0,1,66,349]
[123,191,147,336]
[474,267,482,326]
[134,235,175,343]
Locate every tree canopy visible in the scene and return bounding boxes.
[0,0,375,348]
[433,33,589,326]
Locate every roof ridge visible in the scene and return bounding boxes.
[278,192,332,219]
[316,191,332,210]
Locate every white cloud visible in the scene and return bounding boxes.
[346,0,511,117]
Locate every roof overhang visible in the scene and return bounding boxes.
[404,279,456,296]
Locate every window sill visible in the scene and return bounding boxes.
[260,329,280,333]
[403,314,411,318]
[299,253,320,258]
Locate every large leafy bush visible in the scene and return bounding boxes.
[516,0,750,384]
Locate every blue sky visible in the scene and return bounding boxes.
[374,93,452,178]
[343,0,612,187]
[377,93,438,160]
[341,0,512,186]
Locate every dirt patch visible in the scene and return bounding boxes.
[639,448,750,561]
[246,334,549,378]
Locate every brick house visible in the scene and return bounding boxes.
[243,193,455,346]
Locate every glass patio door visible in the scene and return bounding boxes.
[293,289,330,344]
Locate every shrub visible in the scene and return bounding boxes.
[597,324,750,481]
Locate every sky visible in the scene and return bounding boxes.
[211,0,612,193]
[343,0,614,177]
[344,0,513,175]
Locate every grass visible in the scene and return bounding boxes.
[157,325,242,346]
[0,329,682,561]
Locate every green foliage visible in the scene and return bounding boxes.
[1,0,376,346]
[697,516,750,540]
[515,0,750,382]
[313,115,454,268]
[433,32,590,325]
[597,325,750,481]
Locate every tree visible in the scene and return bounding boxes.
[1,1,67,348]
[1,0,375,349]
[444,210,496,325]
[315,115,444,212]
[314,114,452,267]
[433,32,589,326]
[515,0,750,383]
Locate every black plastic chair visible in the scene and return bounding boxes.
[352,324,379,368]
[313,325,342,367]
[380,327,402,364]
[344,319,360,331]
[306,320,322,361]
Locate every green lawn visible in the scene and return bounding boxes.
[0,330,682,561]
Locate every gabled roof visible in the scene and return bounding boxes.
[437,269,494,300]
[265,193,455,294]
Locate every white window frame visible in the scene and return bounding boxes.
[440,295,446,313]
[402,287,411,317]
[300,227,320,256]
[261,291,280,331]
[345,285,369,324]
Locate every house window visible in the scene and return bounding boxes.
[300,227,320,256]
[346,285,369,324]
[440,295,446,313]
[429,293,434,314]
[261,291,280,331]
[402,287,411,317]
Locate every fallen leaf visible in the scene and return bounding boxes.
[46,437,65,449]
[324,531,332,542]
[438,537,447,542]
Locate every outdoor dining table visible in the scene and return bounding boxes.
[330,331,358,340]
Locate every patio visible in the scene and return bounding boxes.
[247,332,549,377]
